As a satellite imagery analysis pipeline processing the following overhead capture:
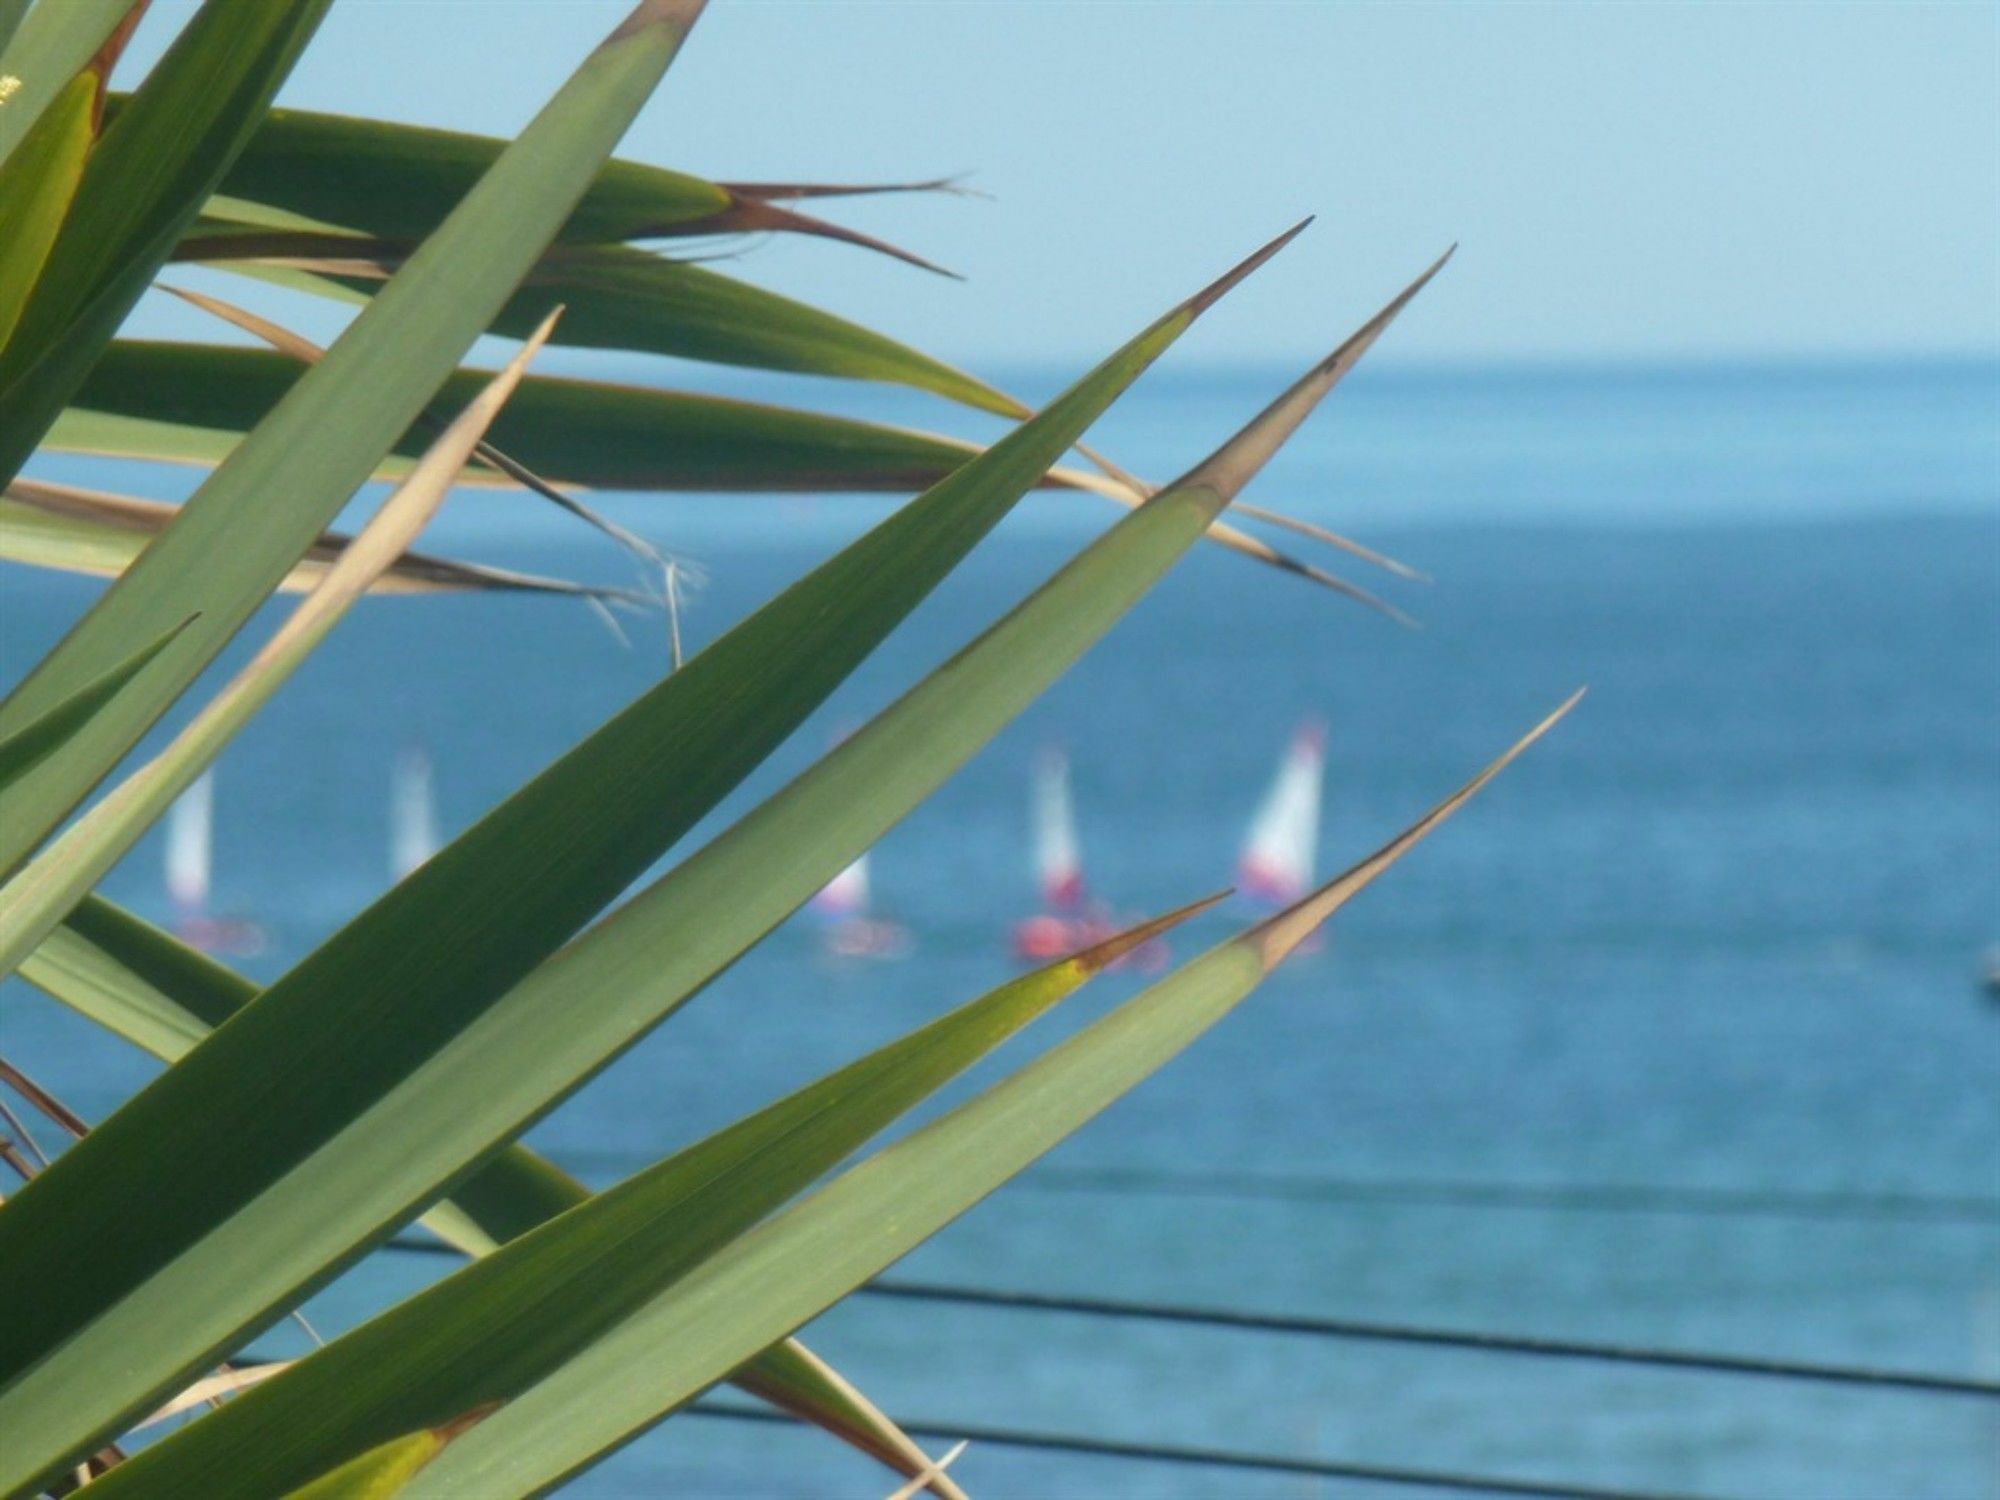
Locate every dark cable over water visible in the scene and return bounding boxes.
[227,1348,1721,1499]
[682,1398,1721,1500]
[859,1280,2000,1398]
[374,1235,1998,1397]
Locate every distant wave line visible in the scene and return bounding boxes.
[1012,1164,2000,1225]
[538,1151,2000,1226]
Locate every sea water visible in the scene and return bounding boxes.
[3,360,1996,1498]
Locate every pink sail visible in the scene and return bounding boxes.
[1237,721,1325,907]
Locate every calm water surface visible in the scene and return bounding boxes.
[3,361,1997,1498]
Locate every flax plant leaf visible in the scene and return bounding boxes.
[0,69,95,355]
[82,904,1218,1499]
[0,0,141,165]
[404,696,1580,1496]
[200,243,1021,414]
[0,0,706,882]
[0,0,332,487]
[0,315,557,983]
[17,895,966,1499]
[0,478,636,601]
[52,341,1029,494]
[0,225,1280,1494]
[82,248,1447,1497]
[0,616,193,793]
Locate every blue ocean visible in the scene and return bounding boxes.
[4,358,1997,1498]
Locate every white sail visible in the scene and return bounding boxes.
[390,746,440,881]
[1032,745,1084,911]
[165,769,213,913]
[1238,722,1324,906]
[811,849,871,919]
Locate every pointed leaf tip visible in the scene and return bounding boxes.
[1173,245,1454,506]
[608,0,707,44]
[519,304,564,357]
[1072,890,1230,975]
[692,198,964,278]
[1314,243,1456,375]
[431,1401,502,1445]
[86,1,154,100]
[1233,502,1431,583]
[1249,688,1584,967]
[1296,562,1421,629]
[1185,216,1314,317]
[885,1441,970,1500]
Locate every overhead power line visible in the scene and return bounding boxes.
[375,1236,1997,1399]
[861,1280,2000,1399]
[684,1398,1721,1500]
[228,1348,1725,1500]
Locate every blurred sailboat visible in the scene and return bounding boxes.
[165,769,265,956]
[389,745,439,882]
[1237,721,1325,953]
[803,726,909,960]
[808,847,910,960]
[1010,746,1165,969]
[1238,722,1324,907]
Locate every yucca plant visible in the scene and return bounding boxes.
[0,1,1575,1494]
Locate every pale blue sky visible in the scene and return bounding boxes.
[123,1,2000,368]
